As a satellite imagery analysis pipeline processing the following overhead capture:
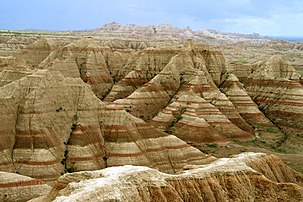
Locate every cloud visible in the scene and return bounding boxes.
[211,16,272,27]
[1,0,303,36]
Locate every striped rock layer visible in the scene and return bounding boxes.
[1,37,303,201]
[0,171,51,202]
[111,45,254,144]
[0,69,214,186]
[0,70,106,184]
[100,104,215,172]
[37,153,303,202]
[220,73,274,127]
[232,54,303,153]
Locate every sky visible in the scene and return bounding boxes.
[1,0,303,36]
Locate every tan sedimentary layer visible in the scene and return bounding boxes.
[151,90,251,143]
[101,104,215,173]
[220,73,274,127]
[0,70,106,184]
[39,39,113,98]
[37,153,303,202]
[0,171,51,202]
[233,54,303,153]
[0,69,215,185]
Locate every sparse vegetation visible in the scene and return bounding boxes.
[101,89,110,99]
[207,143,218,148]
[266,127,280,133]
[231,58,249,65]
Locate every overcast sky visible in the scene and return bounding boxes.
[1,0,303,36]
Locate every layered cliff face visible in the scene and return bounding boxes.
[35,39,254,146]
[110,44,254,144]
[38,39,114,98]
[0,70,106,184]
[232,54,303,153]
[220,73,274,127]
[100,103,215,173]
[33,153,303,202]
[0,68,214,186]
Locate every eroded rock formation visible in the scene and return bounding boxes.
[0,69,214,186]
[233,54,303,153]
[33,153,303,202]
[1,32,303,201]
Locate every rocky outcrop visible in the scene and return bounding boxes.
[251,54,301,80]
[21,38,52,68]
[2,34,303,201]
[0,68,215,185]
[75,22,270,44]
[151,90,251,143]
[0,70,106,184]
[220,73,273,127]
[34,153,303,202]
[244,78,303,152]
[110,45,253,143]
[0,56,33,87]
[101,104,215,173]
[0,171,51,202]
[235,55,303,153]
[104,48,178,102]
[39,39,114,98]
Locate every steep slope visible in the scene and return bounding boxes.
[0,69,106,184]
[234,55,303,153]
[21,38,52,68]
[0,56,33,87]
[104,48,178,102]
[2,35,303,201]
[220,73,273,127]
[39,39,114,98]
[0,68,214,185]
[35,153,303,202]
[100,104,215,172]
[111,44,253,144]
[151,90,250,143]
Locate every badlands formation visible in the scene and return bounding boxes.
[0,24,303,201]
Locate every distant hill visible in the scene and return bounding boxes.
[75,22,270,44]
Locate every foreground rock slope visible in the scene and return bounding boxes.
[32,153,303,202]
[0,171,51,202]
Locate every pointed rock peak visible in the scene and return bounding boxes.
[184,39,195,49]
[225,73,239,82]
[252,53,300,80]
[264,54,293,71]
[176,90,207,104]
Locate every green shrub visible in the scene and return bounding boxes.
[207,143,218,148]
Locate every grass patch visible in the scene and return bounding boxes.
[231,58,249,65]
[266,127,280,133]
[207,143,218,148]
[273,148,287,154]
